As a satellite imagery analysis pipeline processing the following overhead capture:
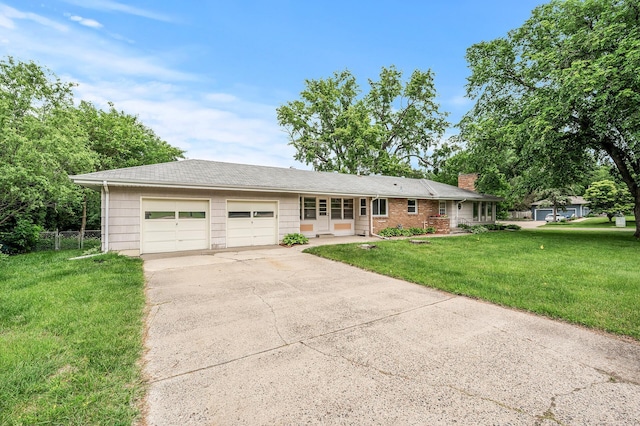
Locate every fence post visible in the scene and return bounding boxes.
[54,230,60,251]
[80,230,84,249]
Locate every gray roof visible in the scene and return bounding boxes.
[71,159,501,201]
[531,196,589,206]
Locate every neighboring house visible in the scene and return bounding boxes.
[530,196,590,221]
[71,161,501,255]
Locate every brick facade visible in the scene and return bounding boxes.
[458,173,479,192]
[372,198,450,235]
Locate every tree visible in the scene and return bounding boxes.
[584,180,634,221]
[76,101,184,171]
[277,66,450,177]
[0,57,95,233]
[537,187,574,220]
[74,101,185,234]
[461,0,640,237]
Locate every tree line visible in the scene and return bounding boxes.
[278,0,639,237]
[0,57,183,252]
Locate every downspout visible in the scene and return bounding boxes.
[370,195,386,240]
[102,181,109,253]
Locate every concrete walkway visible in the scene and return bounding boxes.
[142,237,640,425]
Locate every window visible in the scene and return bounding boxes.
[228,211,251,218]
[179,211,206,219]
[359,198,367,216]
[253,211,274,218]
[331,198,354,220]
[331,198,342,219]
[318,199,327,216]
[372,199,387,216]
[473,202,479,221]
[481,202,486,221]
[407,199,417,214]
[303,197,316,220]
[439,201,446,216]
[145,211,175,220]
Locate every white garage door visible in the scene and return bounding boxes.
[227,201,278,248]
[142,199,209,254]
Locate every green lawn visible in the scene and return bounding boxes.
[305,230,640,340]
[545,215,636,228]
[0,251,146,425]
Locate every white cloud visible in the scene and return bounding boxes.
[68,14,103,29]
[73,79,301,168]
[61,0,173,22]
[0,4,68,32]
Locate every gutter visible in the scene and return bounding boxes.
[102,181,109,253]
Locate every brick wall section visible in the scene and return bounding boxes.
[426,217,451,234]
[372,199,450,234]
[458,173,479,192]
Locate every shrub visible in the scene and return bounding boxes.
[0,219,42,254]
[282,233,309,246]
[471,225,488,234]
[409,227,426,235]
[458,223,471,230]
[504,224,521,231]
[378,227,413,237]
[425,227,436,234]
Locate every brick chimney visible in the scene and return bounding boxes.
[458,173,479,192]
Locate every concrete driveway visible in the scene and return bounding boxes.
[142,238,640,425]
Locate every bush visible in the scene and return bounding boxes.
[504,224,521,231]
[471,225,488,234]
[425,227,436,234]
[0,219,42,254]
[409,227,427,235]
[282,233,309,246]
[458,223,471,230]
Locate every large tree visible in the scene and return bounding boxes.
[461,0,640,237]
[0,57,95,231]
[277,66,450,177]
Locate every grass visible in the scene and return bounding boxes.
[545,215,636,228]
[0,250,146,425]
[305,230,640,340]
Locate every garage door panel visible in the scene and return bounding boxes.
[227,201,277,248]
[142,199,209,254]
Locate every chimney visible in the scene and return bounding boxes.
[458,173,479,192]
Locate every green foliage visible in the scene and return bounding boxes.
[0,57,95,230]
[504,224,522,231]
[379,227,435,237]
[0,219,42,253]
[471,225,488,234]
[584,180,634,221]
[0,56,184,247]
[281,233,309,246]
[277,66,451,177]
[461,0,640,237]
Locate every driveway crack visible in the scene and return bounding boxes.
[299,341,414,381]
[252,286,287,345]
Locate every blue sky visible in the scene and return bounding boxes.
[0,0,544,168]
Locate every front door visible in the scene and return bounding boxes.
[317,198,329,232]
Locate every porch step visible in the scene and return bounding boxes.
[316,233,335,238]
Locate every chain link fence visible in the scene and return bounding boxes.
[36,230,101,251]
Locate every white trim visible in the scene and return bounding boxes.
[407,199,417,215]
[372,198,388,217]
[102,181,109,253]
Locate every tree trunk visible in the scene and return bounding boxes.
[634,190,640,239]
